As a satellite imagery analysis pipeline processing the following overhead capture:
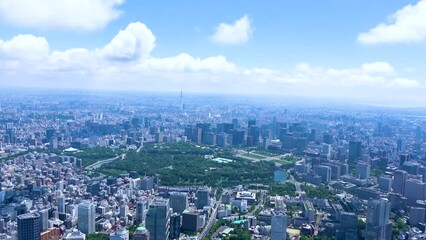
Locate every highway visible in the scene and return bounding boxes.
[85,153,125,170]
[198,194,222,240]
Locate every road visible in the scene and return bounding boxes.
[198,195,222,240]
[289,174,302,192]
[85,153,125,170]
[235,150,292,162]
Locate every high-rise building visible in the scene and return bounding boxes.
[271,211,287,240]
[356,163,370,179]
[339,212,358,240]
[378,177,392,192]
[196,188,210,209]
[78,201,96,235]
[57,195,65,213]
[348,141,362,164]
[169,192,188,214]
[135,199,146,224]
[404,179,426,205]
[38,209,49,232]
[120,204,129,218]
[133,226,150,240]
[409,207,426,227]
[170,213,181,240]
[392,170,407,195]
[313,165,331,183]
[146,198,171,240]
[17,212,41,240]
[141,177,154,191]
[365,198,392,240]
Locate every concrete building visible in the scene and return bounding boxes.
[356,163,370,179]
[182,209,200,232]
[365,198,392,240]
[110,229,129,240]
[17,212,40,240]
[146,198,171,240]
[338,212,358,240]
[78,201,96,235]
[169,192,188,214]
[133,226,150,240]
[349,141,362,164]
[63,229,86,240]
[271,211,287,240]
[38,209,49,232]
[314,165,332,183]
[170,213,181,240]
[409,207,426,227]
[196,188,210,209]
[378,177,392,192]
[392,170,407,195]
[135,199,146,224]
[404,179,426,205]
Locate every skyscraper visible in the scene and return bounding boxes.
[135,199,146,224]
[78,201,96,235]
[392,170,407,195]
[146,198,171,240]
[38,209,49,232]
[365,198,392,240]
[196,188,210,209]
[17,212,41,240]
[271,211,287,240]
[339,212,358,240]
[57,195,65,213]
[403,179,426,205]
[356,163,371,179]
[169,192,188,214]
[348,141,362,164]
[170,213,181,240]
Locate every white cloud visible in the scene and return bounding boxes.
[0,0,124,31]
[0,34,49,60]
[0,22,423,104]
[100,22,156,61]
[361,62,394,74]
[358,0,426,44]
[391,78,420,88]
[146,54,237,73]
[211,15,253,45]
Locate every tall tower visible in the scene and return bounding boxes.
[180,86,183,111]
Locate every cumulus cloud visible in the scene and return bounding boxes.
[0,0,124,31]
[358,0,426,44]
[0,34,49,60]
[100,22,156,61]
[0,22,423,104]
[211,15,253,45]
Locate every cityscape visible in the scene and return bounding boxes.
[1,91,426,240]
[1,1,426,240]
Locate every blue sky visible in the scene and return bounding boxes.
[0,0,425,105]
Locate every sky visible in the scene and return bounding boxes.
[0,0,425,105]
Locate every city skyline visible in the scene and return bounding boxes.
[0,0,425,105]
